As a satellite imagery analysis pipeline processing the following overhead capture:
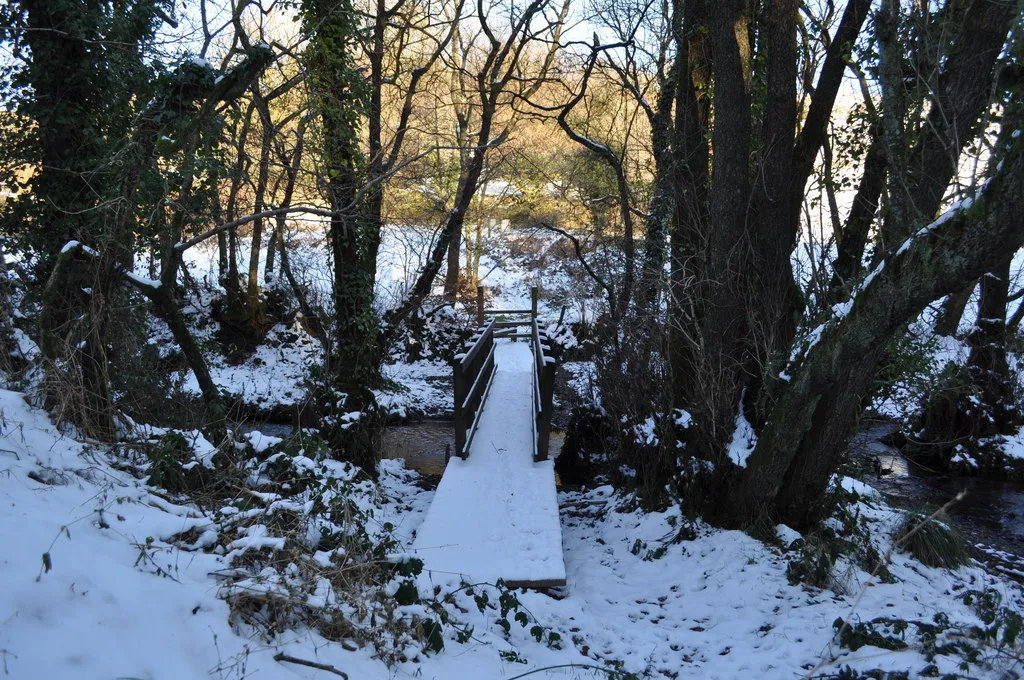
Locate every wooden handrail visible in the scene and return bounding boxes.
[475,284,540,325]
[456,319,494,368]
[453,286,555,463]
[453,319,497,459]
[462,343,496,411]
[531,318,556,462]
[483,308,534,315]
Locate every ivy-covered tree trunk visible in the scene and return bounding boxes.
[16,0,106,279]
[17,0,170,438]
[302,0,383,469]
[20,0,107,434]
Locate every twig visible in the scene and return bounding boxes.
[507,663,632,679]
[531,221,616,317]
[273,652,349,678]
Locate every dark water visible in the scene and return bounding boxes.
[237,418,563,477]
[236,419,456,475]
[238,422,295,438]
[233,420,453,474]
[380,421,455,475]
[380,421,565,476]
[852,425,1024,573]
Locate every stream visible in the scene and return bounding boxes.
[380,421,454,475]
[380,421,565,476]
[852,424,1024,578]
[242,418,1024,575]
[241,419,563,478]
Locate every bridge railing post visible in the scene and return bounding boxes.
[530,285,538,320]
[453,359,466,458]
[538,361,555,460]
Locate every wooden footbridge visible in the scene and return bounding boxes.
[411,286,565,588]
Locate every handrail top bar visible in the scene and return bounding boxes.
[482,309,535,316]
[458,318,495,368]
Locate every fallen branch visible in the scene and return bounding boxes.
[273,652,349,679]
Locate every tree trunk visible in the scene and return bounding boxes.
[135,277,227,442]
[966,258,1018,431]
[637,52,678,309]
[717,128,1024,530]
[667,0,710,410]
[918,257,1020,463]
[279,227,328,346]
[880,0,1021,249]
[264,224,278,283]
[245,90,274,328]
[934,284,975,336]
[19,0,104,281]
[472,220,484,283]
[218,232,229,278]
[748,0,800,420]
[685,0,752,460]
[38,246,116,440]
[444,220,462,301]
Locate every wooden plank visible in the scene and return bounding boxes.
[482,309,534,316]
[504,577,566,589]
[459,319,494,368]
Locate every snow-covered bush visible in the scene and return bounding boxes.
[397,305,474,363]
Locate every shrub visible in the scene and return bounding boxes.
[146,432,208,493]
[556,405,612,486]
[893,512,969,569]
[786,533,846,589]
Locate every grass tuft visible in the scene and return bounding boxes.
[893,512,969,569]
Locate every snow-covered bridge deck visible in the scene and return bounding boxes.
[411,341,565,588]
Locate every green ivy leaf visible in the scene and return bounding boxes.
[394,580,418,606]
[422,620,444,654]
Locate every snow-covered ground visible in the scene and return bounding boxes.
[3,386,1024,680]
[7,223,1024,679]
